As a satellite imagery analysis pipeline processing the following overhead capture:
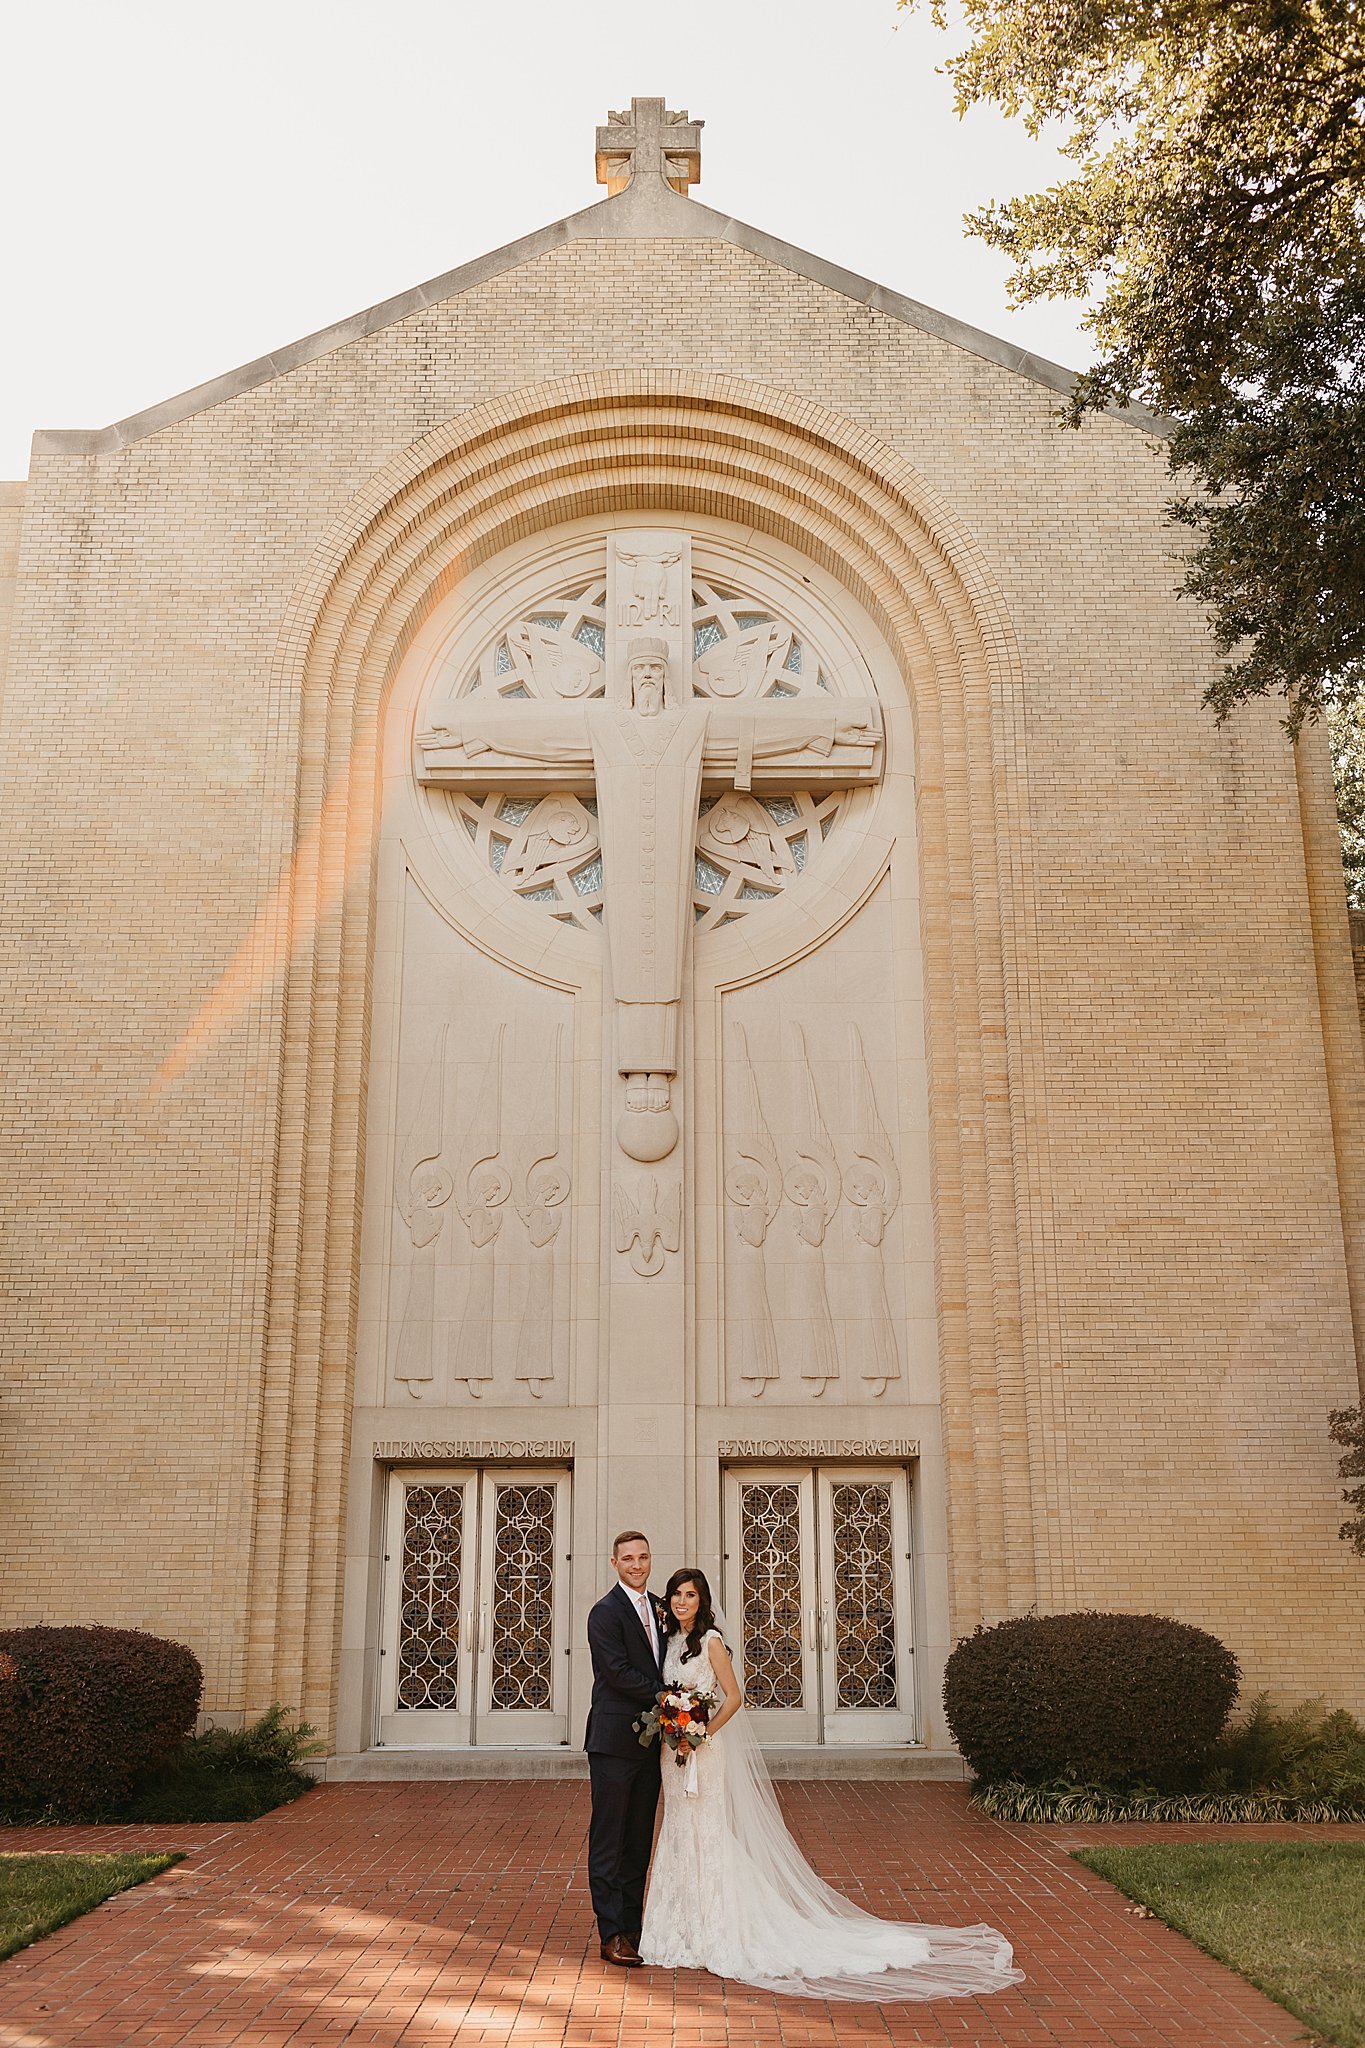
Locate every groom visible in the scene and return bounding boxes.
[585,1528,667,1967]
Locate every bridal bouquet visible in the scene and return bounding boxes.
[635,1684,718,1766]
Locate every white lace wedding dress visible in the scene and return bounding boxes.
[638,1628,1022,2001]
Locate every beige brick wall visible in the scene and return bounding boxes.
[1,225,1361,1724]
[0,482,25,721]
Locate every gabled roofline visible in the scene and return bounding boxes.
[31,175,1162,458]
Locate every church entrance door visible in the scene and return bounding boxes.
[377,1466,570,1748]
[722,1466,916,1746]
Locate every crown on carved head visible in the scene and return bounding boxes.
[629,637,669,662]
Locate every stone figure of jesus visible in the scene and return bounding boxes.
[416,531,884,1167]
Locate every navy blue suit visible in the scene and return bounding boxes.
[585,1581,667,1943]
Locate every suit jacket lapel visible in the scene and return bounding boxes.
[615,1581,663,1672]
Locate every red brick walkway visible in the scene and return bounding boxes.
[0,1782,1359,2047]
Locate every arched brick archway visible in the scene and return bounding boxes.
[244,373,1067,1734]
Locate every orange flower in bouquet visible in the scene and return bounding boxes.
[634,1684,717,1765]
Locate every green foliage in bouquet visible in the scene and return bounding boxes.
[634,1686,717,1765]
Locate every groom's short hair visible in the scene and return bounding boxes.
[612,1529,649,1555]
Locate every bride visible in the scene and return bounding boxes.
[638,1567,1023,2001]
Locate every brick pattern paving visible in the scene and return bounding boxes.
[1,1782,1360,2047]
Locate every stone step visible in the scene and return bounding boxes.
[318,1747,968,1783]
[764,1747,968,1781]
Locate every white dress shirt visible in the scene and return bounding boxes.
[632,1587,659,1664]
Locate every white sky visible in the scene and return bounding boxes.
[0,0,1093,481]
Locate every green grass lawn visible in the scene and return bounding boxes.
[1074,1841,1365,2048]
[0,1852,181,1962]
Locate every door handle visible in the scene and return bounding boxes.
[807,1606,818,1651]
[821,1602,831,1651]
[462,1609,472,1655]
[478,1604,488,1654]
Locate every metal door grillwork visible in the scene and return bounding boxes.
[738,1480,805,1709]
[488,1482,556,1709]
[829,1481,898,1709]
[396,1484,464,1709]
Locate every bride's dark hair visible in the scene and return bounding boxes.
[661,1566,721,1661]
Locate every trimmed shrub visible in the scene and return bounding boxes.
[0,1626,202,1818]
[943,1610,1240,1791]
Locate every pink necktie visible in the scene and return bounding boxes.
[637,1592,657,1660]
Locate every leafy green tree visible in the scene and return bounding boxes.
[1329,1406,1365,1556]
[904,0,1365,737]
[1329,697,1365,908]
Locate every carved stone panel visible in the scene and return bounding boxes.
[720,878,928,1405]
[386,880,574,1405]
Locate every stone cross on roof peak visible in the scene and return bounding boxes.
[596,97,703,196]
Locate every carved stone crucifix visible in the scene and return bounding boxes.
[416,530,884,1173]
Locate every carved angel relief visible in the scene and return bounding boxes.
[720,1014,908,1403]
[390,1017,572,1404]
[723,1025,782,1395]
[846,1025,903,1397]
[450,1024,509,1400]
[393,1035,454,1398]
[785,1027,843,1397]
[695,620,792,699]
[514,1025,570,1397]
[699,793,798,885]
[502,795,601,887]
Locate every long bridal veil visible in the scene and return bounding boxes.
[709,1605,1023,2002]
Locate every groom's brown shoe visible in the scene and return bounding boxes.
[600,1935,642,1967]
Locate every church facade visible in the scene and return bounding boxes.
[1,102,1362,1764]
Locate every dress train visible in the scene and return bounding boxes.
[638,1629,1022,2002]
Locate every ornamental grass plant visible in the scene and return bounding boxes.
[975,1778,1365,1823]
